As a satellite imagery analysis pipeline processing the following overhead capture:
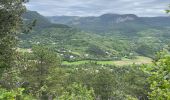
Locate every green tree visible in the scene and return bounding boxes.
[20,45,61,99]
[146,5,170,100]
[0,0,26,70]
[0,0,28,95]
[59,83,95,100]
[166,5,170,13]
[0,87,34,100]
[93,69,115,100]
[145,50,170,99]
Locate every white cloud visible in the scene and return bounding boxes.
[26,0,170,17]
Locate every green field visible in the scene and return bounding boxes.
[62,56,153,66]
[17,48,153,66]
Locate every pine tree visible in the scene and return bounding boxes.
[0,0,26,70]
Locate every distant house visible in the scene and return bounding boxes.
[70,55,74,59]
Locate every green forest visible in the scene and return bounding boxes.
[1,0,170,100]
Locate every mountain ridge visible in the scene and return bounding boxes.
[23,11,70,29]
[47,13,170,33]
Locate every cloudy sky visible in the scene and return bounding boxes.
[26,0,170,17]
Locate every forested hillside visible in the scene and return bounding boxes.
[20,11,170,61]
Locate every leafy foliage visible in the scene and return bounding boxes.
[67,64,148,100]
[19,45,61,99]
[0,0,25,70]
[59,83,95,100]
[0,88,34,100]
[145,50,170,99]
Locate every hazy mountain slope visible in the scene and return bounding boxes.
[23,11,69,29]
[48,14,170,34]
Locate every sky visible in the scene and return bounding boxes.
[26,0,170,17]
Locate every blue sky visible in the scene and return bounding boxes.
[26,0,170,17]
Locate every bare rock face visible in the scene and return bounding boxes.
[116,16,136,23]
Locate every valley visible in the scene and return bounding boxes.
[20,11,170,63]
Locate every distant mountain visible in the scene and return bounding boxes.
[47,14,170,34]
[23,11,69,29]
[47,16,79,25]
[47,14,139,24]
